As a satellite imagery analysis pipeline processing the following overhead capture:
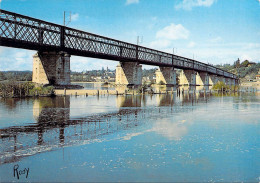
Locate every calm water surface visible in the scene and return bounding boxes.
[73,82,115,90]
[0,93,259,182]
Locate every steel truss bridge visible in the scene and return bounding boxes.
[0,9,237,79]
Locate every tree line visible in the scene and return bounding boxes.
[0,71,32,81]
[215,59,260,79]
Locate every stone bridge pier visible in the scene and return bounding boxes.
[179,70,196,86]
[155,67,176,86]
[209,74,219,86]
[235,79,239,85]
[196,72,209,86]
[232,78,238,86]
[115,62,142,86]
[218,76,225,84]
[209,74,218,86]
[225,78,232,86]
[32,51,71,85]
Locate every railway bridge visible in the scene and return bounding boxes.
[0,9,239,86]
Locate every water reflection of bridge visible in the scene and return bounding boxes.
[0,93,211,164]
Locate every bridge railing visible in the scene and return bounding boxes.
[0,9,237,79]
[0,9,61,47]
[207,65,217,74]
[65,27,138,59]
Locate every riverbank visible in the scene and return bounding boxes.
[0,81,56,98]
[55,89,123,96]
[1,80,257,98]
[240,81,260,87]
[240,81,260,92]
[54,87,238,96]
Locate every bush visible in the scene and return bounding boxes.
[212,81,230,91]
[29,85,54,96]
[0,81,54,97]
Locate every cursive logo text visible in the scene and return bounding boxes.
[13,164,29,180]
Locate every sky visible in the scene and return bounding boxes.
[0,0,259,71]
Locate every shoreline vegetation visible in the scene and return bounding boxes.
[0,81,55,98]
[0,80,256,98]
[212,81,240,92]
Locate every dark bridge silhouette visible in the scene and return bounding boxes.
[0,9,237,79]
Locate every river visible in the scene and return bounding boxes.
[0,92,259,182]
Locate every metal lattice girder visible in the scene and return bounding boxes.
[0,9,238,79]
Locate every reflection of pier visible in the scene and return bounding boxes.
[0,93,213,164]
[33,97,70,145]
[116,95,142,107]
[180,92,210,105]
[0,98,27,110]
[0,96,148,164]
[156,94,175,106]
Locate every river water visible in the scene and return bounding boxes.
[0,92,259,182]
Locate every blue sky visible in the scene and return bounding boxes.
[0,0,259,71]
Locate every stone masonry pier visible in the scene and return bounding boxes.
[115,62,142,86]
[179,70,196,86]
[209,74,218,86]
[32,51,71,85]
[155,67,176,86]
[218,76,225,84]
[196,72,209,86]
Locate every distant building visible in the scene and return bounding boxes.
[247,62,256,67]
[234,58,240,68]
[256,69,260,80]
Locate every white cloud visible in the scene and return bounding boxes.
[126,0,139,5]
[0,48,119,72]
[71,13,79,21]
[156,23,190,40]
[209,36,223,43]
[188,41,196,48]
[146,23,190,52]
[243,43,260,49]
[176,42,260,65]
[175,0,217,10]
[120,118,191,141]
[240,54,252,61]
[70,56,117,71]
[0,48,34,71]
[121,132,145,140]
[147,16,158,30]
[150,39,171,49]
[152,120,188,141]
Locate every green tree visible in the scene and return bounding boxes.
[241,60,249,67]
[212,81,230,91]
[0,72,4,80]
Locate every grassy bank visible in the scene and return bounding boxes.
[0,81,54,98]
[212,81,239,92]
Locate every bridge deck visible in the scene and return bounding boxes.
[0,9,237,79]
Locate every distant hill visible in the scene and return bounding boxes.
[0,71,32,81]
[1,61,260,83]
[215,59,260,81]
